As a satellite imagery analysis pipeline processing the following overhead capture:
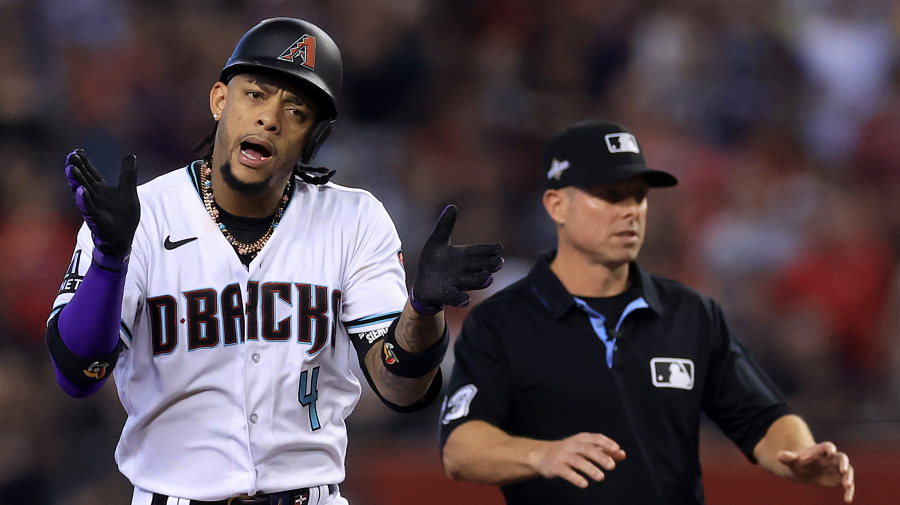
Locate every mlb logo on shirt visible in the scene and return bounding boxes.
[650,358,694,390]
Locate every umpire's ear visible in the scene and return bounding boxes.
[210,81,228,121]
[542,188,569,226]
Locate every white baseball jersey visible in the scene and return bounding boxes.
[51,161,408,500]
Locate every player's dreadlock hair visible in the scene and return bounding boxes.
[193,122,218,167]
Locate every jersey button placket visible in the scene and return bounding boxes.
[249,353,261,425]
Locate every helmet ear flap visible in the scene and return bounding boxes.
[301,119,335,165]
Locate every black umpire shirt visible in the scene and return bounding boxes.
[439,251,791,505]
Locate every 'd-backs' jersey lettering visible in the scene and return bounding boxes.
[146,282,339,353]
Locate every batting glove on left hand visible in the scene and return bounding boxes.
[410,205,504,315]
[65,149,141,259]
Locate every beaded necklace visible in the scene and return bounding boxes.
[200,161,291,257]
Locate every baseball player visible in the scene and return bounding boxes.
[46,17,502,505]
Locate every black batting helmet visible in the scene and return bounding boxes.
[220,17,343,164]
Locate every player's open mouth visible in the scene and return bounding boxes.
[240,141,272,162]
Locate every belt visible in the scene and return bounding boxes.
[151,488,310,505]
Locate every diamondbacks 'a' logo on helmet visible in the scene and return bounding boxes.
[278,34,317,70]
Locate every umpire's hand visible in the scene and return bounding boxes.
[532,432,627,488]
[410,205,503,315]
[777,442,855,503]
[65,149,141,258]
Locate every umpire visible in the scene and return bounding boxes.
[438,120,855,504]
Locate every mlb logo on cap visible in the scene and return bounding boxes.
[605,133,640,154]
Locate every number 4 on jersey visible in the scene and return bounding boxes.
[299,367,321,431]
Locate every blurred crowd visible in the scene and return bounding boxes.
[1,0,899,503]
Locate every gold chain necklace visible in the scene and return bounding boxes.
[200,162,292,257]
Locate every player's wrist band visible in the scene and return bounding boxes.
[382,317,449,378]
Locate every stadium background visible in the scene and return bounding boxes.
[0,0,899,503]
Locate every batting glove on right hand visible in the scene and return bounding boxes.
[65,149,141,259]
[410,205,504,315]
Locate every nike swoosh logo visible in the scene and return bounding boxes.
[164,236,198,250]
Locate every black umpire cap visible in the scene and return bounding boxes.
[542,120,678,190]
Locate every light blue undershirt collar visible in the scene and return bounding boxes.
[573,296,649,368]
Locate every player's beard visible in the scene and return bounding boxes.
[220,160,273,196]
